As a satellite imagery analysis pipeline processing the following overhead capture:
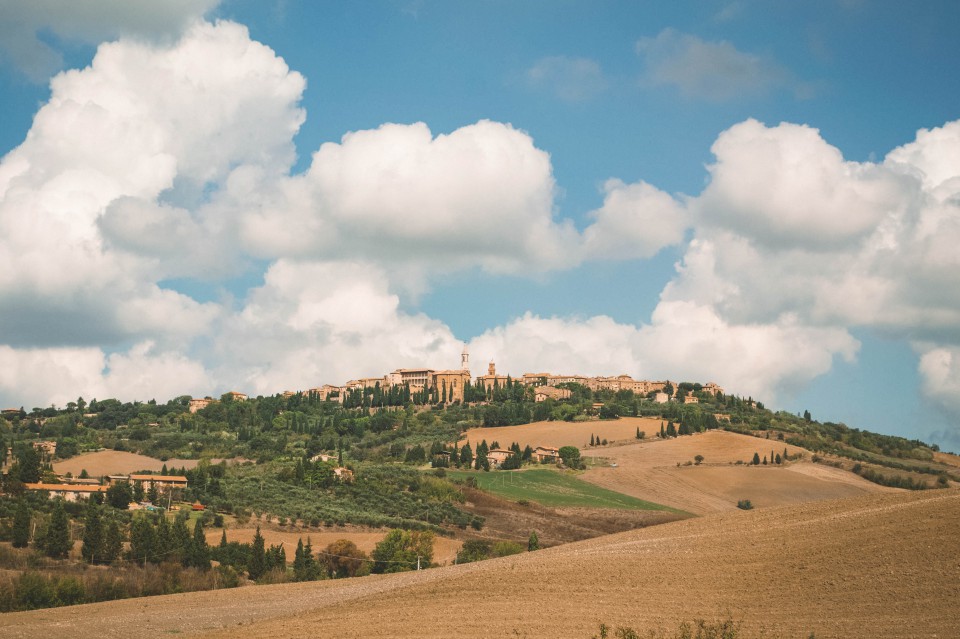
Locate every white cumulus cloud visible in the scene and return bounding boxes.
[582,178,690,260]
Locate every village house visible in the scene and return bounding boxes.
[333,467,354,482]
[188,397,215,413]
[24,483,108,502]
[224,391,248,402]
[534,386,572,402]
[32,440,57,459]
[684,395,699,404]
[702,382,724,396]
[126,474,189,492]
[653,392,670,404]
[533,446,561,463]
[486,449,514,468]
[307,385,343,402]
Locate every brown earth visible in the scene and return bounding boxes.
[3,489,957,639]
[580,430,891,514]
[209,525,462,566]
[53,451,200,477]
[460,416,665,450]
[458,485,686,548]
[933,450,960,468]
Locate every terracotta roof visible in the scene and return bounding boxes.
[129,474,188,482]
[24,483,107,492]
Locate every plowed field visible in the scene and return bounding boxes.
[52,450,199,477]
[208,526,462,566]
[4,489,957,639]
[581,430,890,514]
[460,416,665,450]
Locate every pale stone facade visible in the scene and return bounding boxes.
[534,386,572,402]
[431,369,470,403]
[476,361,510,392]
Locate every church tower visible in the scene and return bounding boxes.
[461,344,470,371]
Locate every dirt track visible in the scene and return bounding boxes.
[3,489,957,639]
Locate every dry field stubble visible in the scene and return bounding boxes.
[460,416,666,450]
[52,450,199,477]
[581,430,889,514]
[3,489,957,639]
[208,526,462,566]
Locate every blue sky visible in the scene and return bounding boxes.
[0,1,958,450]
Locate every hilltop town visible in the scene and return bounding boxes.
[185,347,723,413]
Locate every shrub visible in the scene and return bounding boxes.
[737,499,753,510]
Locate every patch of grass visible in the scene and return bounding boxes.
[449,469,685,513]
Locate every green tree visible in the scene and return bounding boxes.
[81,504,104,563]
[17,445,41,483]
[12,499,31,548]
[248,526,267,580]
[528,531,540,552]
[188,518,210,569]
[752,452,761,465]
[694,454,704,465]
[455,539,491,564]
[371,529,434,574]
[558,446,581,469]
[460,442,473,468]
[171,515,191,564]
[129,516,156,565]
[42,499,71,559]
[103,518,123,563]
[325,538,368,578]
[293,538,308,580]
[106,480,133,509]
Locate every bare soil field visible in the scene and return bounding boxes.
[580,430,889,514]
[4,489,957,639]
[460,416,665,449]
[53,451,199,477]
[458,485,685,548]
[209,525,462,566]
[933,450,960,468]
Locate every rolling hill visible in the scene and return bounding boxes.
[3,488,957,638]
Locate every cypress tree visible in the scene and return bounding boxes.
[103,518,123,563]
[190,519,210,570]
[12,499,30,548]
[293,538,307,581]
[43,499,72,559]
[752,452,761,465]
[129,516,156,565]
[248,526,266,580]
[81,504,104,563]
[303,537,320,580]
[528,531,540,552]
[590,434,595,446]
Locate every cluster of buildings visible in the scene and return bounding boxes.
[187,347,724,410]
[21,473,189,503]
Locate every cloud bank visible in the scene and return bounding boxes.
[1,19,959,446]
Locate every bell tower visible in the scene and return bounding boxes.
[461,344,470,371]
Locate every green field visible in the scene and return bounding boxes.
[448,469,683,512]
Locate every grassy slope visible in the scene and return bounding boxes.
[448,468,684,512]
